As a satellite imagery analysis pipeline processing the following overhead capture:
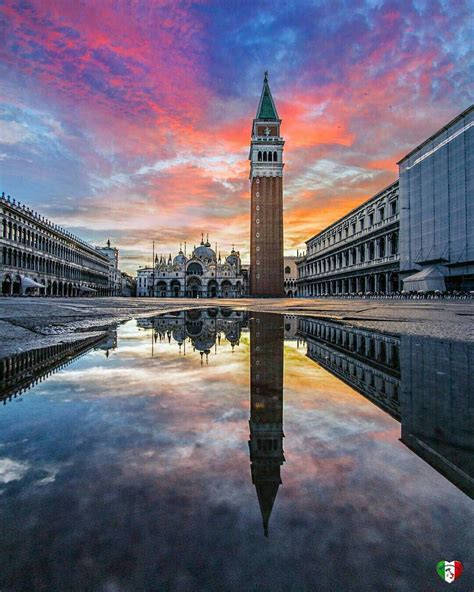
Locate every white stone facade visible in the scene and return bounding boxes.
[136,238,248,298]
[121,272,135,297]
[284,256,298,296]
[296,181,400,296]
[96,242,122,296]
[1,193,109,296]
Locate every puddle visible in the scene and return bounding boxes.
[0,308,473,591]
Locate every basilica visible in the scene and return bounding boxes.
[136,236,248,298]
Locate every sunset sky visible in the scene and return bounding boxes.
[1,0,472,272]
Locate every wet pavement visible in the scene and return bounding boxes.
[0,296,473,358]
[0,308,472,591]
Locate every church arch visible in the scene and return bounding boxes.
[220,279,232,297]
[170,279,181,297]
[187,276,201,298]
[186,309,202,321]
[207,279,218,298]
[187,261,203,276]
[157,280,167,297]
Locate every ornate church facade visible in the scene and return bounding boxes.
[136,236,248,298]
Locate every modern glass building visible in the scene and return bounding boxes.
[398,105,474,291]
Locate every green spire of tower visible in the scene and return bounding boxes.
[256,71,279,120]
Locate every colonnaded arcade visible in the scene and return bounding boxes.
[0,192,109,296]
[297,181,400,296]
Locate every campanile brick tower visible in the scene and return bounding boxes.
[249,72,285,297]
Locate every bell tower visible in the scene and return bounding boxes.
[249,71,285,297]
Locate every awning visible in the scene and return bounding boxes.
[79,285,98,293]
[403,265,446,292]
[21,276,45,289]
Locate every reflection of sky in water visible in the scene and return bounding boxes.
[0,318,472,592]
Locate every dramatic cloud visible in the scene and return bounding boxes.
[0,0,472,271]
[0,457,29,483]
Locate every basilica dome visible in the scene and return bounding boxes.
[173,250,187,265]
[193,239,216,261]
[172,327,186,345]
[193,332,215,352]
[226,247,240,267]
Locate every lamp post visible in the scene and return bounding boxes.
[151,240,155,298]
[184,241,187,298]
[215,241,219,299]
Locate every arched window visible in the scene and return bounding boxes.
[273,151,277,161]
[369,241,375,260]
[391,232,398,255]
[379,237,385,258]
[268,151,272,162]
[258,151,262,162]
[263,152,267,162]
[285,266,291,274]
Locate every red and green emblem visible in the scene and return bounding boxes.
[436,560,463,583]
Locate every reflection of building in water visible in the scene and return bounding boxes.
[96,330,118,357]
[299,317,400,419]
[248,313,285,536]
[298,317,473,498]
[0,333,113,405]
[137,308,248,362]
[283,315,299,341]
[400,337,473,498]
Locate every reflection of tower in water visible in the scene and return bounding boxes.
[248,313,285,537]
